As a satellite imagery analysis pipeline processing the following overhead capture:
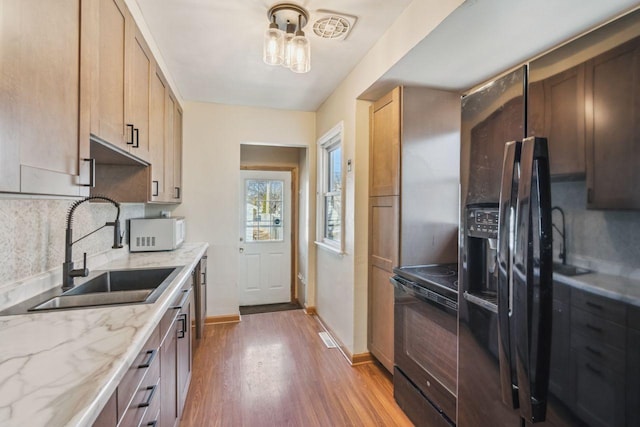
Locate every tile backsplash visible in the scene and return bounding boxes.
[0,198,144,287]
[551,180,640,278]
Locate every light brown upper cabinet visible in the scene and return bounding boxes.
[89,0,151,163]
[149,65,168,202]
[528,63,586,178]
[0,0,91,196]
[126,23,153,163]
[370,87,401,197]
[89,0,129,151]
[585,35,640,210]
[173,104,184,202]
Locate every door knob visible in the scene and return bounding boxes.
[239,247,244,253]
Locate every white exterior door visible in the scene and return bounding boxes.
[238,170,292,305]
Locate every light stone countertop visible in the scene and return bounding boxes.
[0,242,208,427]
[554,269,640,307]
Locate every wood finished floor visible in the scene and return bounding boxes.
[181,310,413,427]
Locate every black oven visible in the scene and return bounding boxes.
[391,264,458,427]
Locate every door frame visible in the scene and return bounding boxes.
[240,165,299,303]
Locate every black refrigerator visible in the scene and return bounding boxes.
[459,65,561,427]
[458,8,640,426]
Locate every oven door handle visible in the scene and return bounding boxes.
[391,276,456,311]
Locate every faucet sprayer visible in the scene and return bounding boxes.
[62,195,124,291]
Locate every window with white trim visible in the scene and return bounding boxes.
[317,122,344,252]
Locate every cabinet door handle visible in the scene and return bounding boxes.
[82,158,96,187]
[147,422,158,427]
[152,180,159,197]
[585,363,603,377]
[585,345,603,357]
[586,323,603,334]
[137,349,157,369]
[175,186,181,199]
[177,313,187,339]
[133,128,139,148]
[138,384,158,408]
[126,124,135,145]
[171,289,190,310]
[585,301,604,310]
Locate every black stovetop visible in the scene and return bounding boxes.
[393,263,458,299]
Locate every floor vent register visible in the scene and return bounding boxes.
[319,331,338,348]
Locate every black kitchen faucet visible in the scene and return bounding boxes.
[62,195,124,291]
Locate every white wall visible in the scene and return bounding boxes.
[174,102,315,316]
[315,0,464,355]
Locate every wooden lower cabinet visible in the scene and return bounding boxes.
[368,266,394,372]
[93,278,194,427]
[368,195,399,373]
[160,312,179,427]
[177,290,193,418]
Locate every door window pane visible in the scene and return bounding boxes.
[245,179,284,242]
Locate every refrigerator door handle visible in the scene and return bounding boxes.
[497,140,521,409]
[513,136,553,423]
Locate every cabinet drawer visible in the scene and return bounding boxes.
[571,333,625,373]
[160,282,192,343]
[573,352,626,427]
[571,288,626,324]
[119,376,160,427]
[117,325,160,418]
[571,307,626,350]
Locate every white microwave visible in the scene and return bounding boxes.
[129,217,186,252]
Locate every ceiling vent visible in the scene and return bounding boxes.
[311,10,357,41]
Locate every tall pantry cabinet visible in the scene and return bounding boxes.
[368,87,401,373]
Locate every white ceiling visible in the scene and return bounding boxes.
[135,0,640,112]
[134,0,413,112]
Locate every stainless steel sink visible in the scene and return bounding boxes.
[64,268,177,295]
[28,266,182,312]
[32,290,154,310]
[553,262,590,277]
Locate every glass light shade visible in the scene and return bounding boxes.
[289,34,310,73]
[263,26,284,65]
[283,31,295,68]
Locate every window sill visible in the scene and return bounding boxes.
[314,241,345,256]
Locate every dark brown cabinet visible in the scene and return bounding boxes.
[467,93,524,205]
[528,63,586,178]
[585,35,640,209]
[627,307,640,426]
[568,287,628,427]
[548,282,571,402]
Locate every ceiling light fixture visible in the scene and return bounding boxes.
[263,3,310,73]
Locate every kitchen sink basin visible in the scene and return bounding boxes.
[553,262,590,277]
[28,266,183,312]
[63,267,178,295]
